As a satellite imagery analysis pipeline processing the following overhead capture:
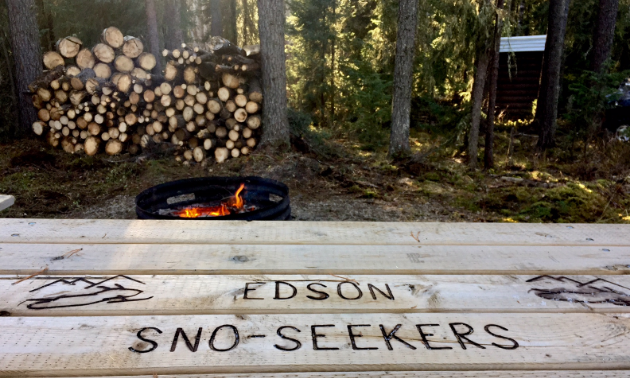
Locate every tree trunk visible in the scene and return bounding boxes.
[239,0,259,46]
[34,0,55,51]
[329,0,336,129]
[6,0,42,135]
[468,54,491,168]
[388,0,419,157]
[223,0,238,44]
[164,0,184,49]
[257,0,290,149]
[144,0,162,72]
[467,1,494,168]
[592,0,619,73]
[535,0,571,150]
[484,0,506,170]
[211,0,223,37]
[516,0,525,35]
[0,22,19,135]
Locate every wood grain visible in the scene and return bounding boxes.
[1,313,630,376]
[3,274,630,316]
[2,219,629,246]
[64,373,630,378]
[1,243,628,276]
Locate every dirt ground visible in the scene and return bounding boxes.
[1,130,629,223]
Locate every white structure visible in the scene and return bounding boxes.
[0,195,15,211]
[500,35,547,53]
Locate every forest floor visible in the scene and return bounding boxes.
[1,127,629,223]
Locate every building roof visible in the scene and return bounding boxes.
[500,35,547,53]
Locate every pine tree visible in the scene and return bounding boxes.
[237,0,259,45]
[258,0,290,149]
[536,0,571,150]
[144,0,162,72]
[389,0,419,157]
[210,0,223,36]
[6,0,42,134]
[223,0,238,43]
[468,0,495,168]
[592,0,620,73]
[164,0,184,49]
[484,0,506,170]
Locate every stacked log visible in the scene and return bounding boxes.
[30,30,262,164]
[161,37,262,164]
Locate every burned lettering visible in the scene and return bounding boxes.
[484,324,519,350]
[209,325,240,352]
[347,324,377,350]
[306,283,330,300]
[170,327,203,352]
[243,282,265,300]
[275,326,302,351]
[368,284,394,301]
[129,327,162,354]
[311,325,339,351]
[380,324,416,350]
[449,323,485,350]
[416,324,452,350]
[337,282,363,300]
[274,281,297,300]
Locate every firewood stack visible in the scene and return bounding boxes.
[161,37,262,164]
[29,28,263,164]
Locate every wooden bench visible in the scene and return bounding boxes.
[0,219,629,377]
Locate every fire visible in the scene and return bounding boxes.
[231,183,245,209]
[175,183,246,218]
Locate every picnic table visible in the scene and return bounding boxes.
[0,219,629,377]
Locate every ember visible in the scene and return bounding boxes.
[173,184,253,218]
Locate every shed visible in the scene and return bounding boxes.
[496,35,546,120]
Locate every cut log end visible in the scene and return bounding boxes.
[43,51,65,70]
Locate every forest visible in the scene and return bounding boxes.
[0,0,629,223]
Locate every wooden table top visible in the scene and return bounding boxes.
[1,219,629,377]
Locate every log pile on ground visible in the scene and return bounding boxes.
[29,28,262,164]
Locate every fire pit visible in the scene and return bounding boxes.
[135,176,290,221]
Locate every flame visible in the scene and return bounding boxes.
[231,183,246,209]
[175,183,246,218]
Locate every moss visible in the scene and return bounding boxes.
[361,189,379,199]
[424,172,441,182]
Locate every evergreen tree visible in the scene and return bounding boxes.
[389,0,420,157]
[6,0,42,134]
[485,0,506,170]
[258,0,290,149]
[210,0,223,36]
[223,0,238,43]
[592,0,620,73]
[237,0,259,45]
[145,0,162,72]
[164,0,184,49]
[536,0,571,150]
[468,0,495,168]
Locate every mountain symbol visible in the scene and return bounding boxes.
[21,275,153,310]
[527,275,630,307]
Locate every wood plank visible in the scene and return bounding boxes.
[1,243,629,276]
[2,313,630,376]
[2,219,629,246]
[3,274,630,316]
[64,372,630,378]
[0,195,15,211]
